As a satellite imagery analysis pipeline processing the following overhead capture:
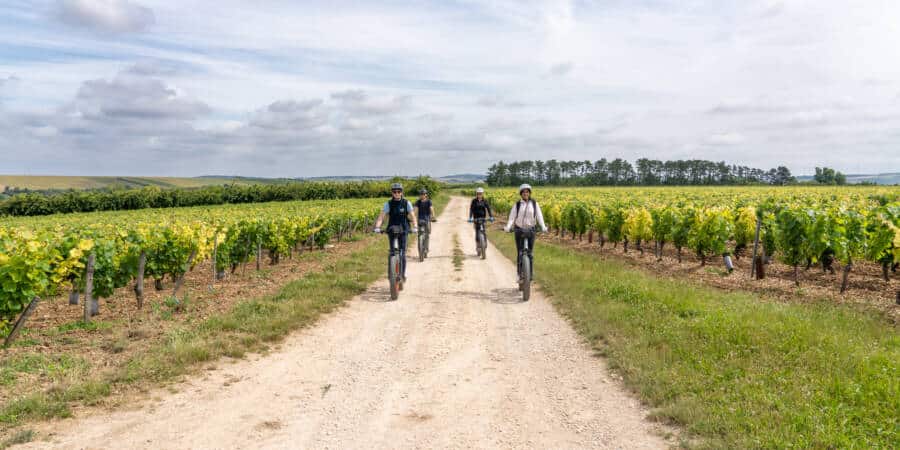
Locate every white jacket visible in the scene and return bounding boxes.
[505,199,547,232]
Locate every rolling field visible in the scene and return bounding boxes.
[0,187,897,448]
[0,175,279,191]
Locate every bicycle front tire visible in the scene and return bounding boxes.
[389,255,400,300]
[521,256,531,301]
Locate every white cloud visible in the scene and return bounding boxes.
[59,0,155,33]
[547,62,574,77]
[70,74,209,120]
[476,95,526,108]
[1,0,899,176]
[705,132,746,146]
[0,75,21,86]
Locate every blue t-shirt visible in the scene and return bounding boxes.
[382,200,414,214]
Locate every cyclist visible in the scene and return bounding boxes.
[374,183,418,281]
[414,189,435,259]
[468,187,494,252]
[504,184,547,283]
[414,189,436,230]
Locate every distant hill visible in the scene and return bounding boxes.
[0,175,263,191]
[0,174,480,192]
[795,172,900,185]
[439,173,485,183]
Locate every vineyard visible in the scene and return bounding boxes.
[0,198,383,342]
[482,186,900,309]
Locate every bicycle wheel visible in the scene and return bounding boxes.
[424,233,429,258]
[389,255,400,300]
[521,255,531,302]
[479,232,487,259]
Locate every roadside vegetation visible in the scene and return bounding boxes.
[0,177,442,216]
[0,236,384,431]
[490,229,899,448]
[0,195,446,437]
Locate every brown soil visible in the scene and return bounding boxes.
[531,229,900,323]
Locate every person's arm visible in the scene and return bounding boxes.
[487,201,494,219]
[535,202,547,232]
[407,201,418,229]
[468,200,474,220]
[504,202,517,232]
[374,202,389,229]
[430,204,435,218]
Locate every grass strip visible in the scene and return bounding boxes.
[0,429,33,449]
[490,230,899,449]
[452,234,464,271]
[0,236,384,427]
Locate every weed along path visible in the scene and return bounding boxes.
[24,197,667,449]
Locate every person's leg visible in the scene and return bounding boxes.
[386,234,394,278]
[399,232,408,278]
[526,233,536,277]
[473,222,481,250]
[514,229,525,276]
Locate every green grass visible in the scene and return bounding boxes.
[452,234,464,271]
[490,230,899,448]
[0,236,384,426]
[0,429,33,449]
[0,354,90,388]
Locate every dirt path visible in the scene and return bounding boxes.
[23,197,668,449]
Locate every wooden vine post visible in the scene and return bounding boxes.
[134,251,146,309]
[750,217,761,279]
[242,237,250,276]
[4,297,40,347]
[256,240,262,271]
[840,258,853,293]
[172,248,197,299]
[83,252,95,323]
[69,284,79,305]
[212,232,219,283]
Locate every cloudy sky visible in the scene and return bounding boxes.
[1,0,899,177]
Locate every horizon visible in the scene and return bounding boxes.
[4,169,900,180]
[2,1,900,176]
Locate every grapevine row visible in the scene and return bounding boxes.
[482,187,900,290]
[0,198,382,335]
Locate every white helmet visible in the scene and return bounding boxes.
[518,183,532,194]
[475,187,485,194]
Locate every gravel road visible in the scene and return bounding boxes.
[24,197,668,449]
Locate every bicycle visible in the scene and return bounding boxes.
[514,228,536,302]
[472,217,492,259]
[417,218,435,262]
[377,225,416,300]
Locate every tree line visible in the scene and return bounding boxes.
[485,159,797,186]
[813,167,847,185]
[0,177,442,217]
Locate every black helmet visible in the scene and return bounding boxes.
[419,188,428,195]
[391,183,403,192]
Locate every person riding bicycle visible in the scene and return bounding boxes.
[504,184,547,282]
[374,183,418,281]
[414,189,436,233]
[468,187,494,252]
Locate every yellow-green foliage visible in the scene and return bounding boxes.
[733,206,757,247]
[624,207,653,243]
